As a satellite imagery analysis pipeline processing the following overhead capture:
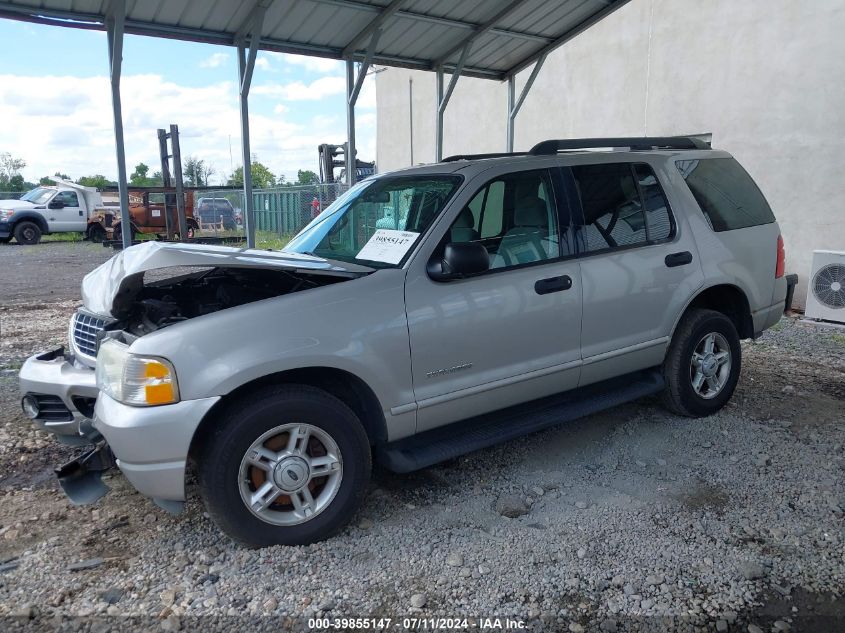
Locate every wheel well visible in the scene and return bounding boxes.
[685,285,753,339]
[188,367,387,460]
[14,215,48,233]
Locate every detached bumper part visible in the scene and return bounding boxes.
[18,347,98,443]
[55,443,116,505]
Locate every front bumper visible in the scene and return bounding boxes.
[0,220,11,239]
[18,348,98,443]
[93,392,220,502]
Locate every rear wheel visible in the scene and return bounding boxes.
[86,224,106,243]
[662,309,741,417]
[14,221,41,245]
[197,385,371,547]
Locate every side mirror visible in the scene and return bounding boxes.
[48,200,65,209]
[428,242,489,281]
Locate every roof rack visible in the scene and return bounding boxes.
[439,135,712,163]
[528,135,712,155]
[442,151,528,163]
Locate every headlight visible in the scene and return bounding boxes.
[0,209,14,220]
[96,338,180,406]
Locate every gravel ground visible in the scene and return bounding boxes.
[0,244,843,632]
[0,242,112,307]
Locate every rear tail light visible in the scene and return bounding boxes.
[775,234,786,278]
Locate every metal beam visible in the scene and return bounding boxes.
[435,43,470,161]
[505,0,632,77]
[169,124,189,240]
[105,0,131,250]
[345,60,357,186]
[236,8,266,249]
[434,0,527,67]
[342,0,404,57]
[234,0,273,42]
[506,53,546,151]
[311,0,551,44]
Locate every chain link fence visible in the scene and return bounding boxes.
[0,192,23,200]
[194,182,347,238]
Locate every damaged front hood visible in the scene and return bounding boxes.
[82,241,370,316]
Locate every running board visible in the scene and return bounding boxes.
[377,369,664,473]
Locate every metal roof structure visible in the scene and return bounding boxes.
[0,0,632,248]
[0,0,630,80]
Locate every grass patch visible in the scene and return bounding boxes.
[41,232,84,242]
[831,334,845,345]
[255,232,292,250]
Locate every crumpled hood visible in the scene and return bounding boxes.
[81,241,369,316]
[1,200,36,211]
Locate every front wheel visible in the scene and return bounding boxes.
[14,221,41,245]
[197,385,371,547]
[661,309,741,417]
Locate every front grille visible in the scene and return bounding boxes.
[31,394,73,422]
[72,311,107,359]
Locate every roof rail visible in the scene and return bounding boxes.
[442,151,528,163]
[528,135,712,155]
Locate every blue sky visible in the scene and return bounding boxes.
[0,18,376,184]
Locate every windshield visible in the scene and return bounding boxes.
[284,175,462,268]
[20,188,55,204]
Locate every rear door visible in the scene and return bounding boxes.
[565,160,704,385]
[404,165,583,432]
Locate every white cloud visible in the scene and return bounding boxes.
[255,57,272,71]
[253,76,346,101]
[199,52,230,69]
[0,73,375,183]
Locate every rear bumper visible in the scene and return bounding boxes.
[753,301,787,336]
[18,348,97,441]
[93,392,220,501]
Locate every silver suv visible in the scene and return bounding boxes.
[19,137,787,547]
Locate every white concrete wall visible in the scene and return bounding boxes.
[375,0,845,308]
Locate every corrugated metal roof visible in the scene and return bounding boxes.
[0,0,630,79]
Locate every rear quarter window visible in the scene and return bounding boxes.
[676,157,775,231]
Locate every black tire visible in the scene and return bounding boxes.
[196,384,371,547]
[87,224,106,243]
[112,223,137,243]
[662,308,741,417]
[13,221,41,245]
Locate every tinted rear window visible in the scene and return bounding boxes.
[676,157,774,231]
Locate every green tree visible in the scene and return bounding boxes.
[296,169,319,186]
[0,152,27,191]
[77,175,114,188]
[183,156,215,187]
[227,161,276,189]
[129,162,162,186]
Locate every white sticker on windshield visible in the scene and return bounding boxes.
[356,229,420,265]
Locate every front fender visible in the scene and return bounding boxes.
[9,211,48,233]
[128,269,415,430]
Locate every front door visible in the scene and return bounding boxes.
[405,167,583,432]
[49,190,85,231]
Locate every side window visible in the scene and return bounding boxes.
[446,169,561,271]
[55,191,79,207]
[676,157,775,231]
[572,163,647,252]
[634,163,674,242]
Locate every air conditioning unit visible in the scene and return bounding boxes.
[806,250,845,323]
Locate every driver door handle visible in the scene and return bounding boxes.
[535,275,572,295]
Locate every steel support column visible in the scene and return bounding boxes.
[505,53,546,152]
[105,0,131,250]
[345,29,381,186]
[236,6,266,249]
[435,43,470,162]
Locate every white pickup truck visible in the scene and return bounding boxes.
[0,180,109,245]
